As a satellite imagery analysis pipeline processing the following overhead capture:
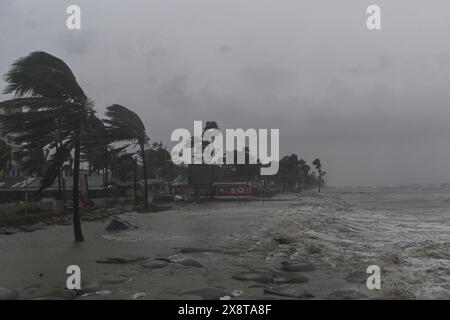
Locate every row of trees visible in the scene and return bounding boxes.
[0,51,326,243]
[0,52,155,242]
[274,154,325,192]
[189,121,326,190]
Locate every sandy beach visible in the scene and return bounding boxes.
[0,186,449,300]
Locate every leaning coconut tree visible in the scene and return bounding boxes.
[0,51,95,242]
[103,104,150,209]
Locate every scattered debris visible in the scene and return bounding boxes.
[105,216,138,232]
[231,290,244,297]
[131,292,146,300]
[174,195,193,203]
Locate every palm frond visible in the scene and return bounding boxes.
[39,138,76,192]
[103,104,148,145]
[3,51,86,102]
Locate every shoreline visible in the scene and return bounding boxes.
[0,189,448,300]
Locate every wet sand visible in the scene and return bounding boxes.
[0,187,449,300]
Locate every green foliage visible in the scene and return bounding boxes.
[103,104,148,146]
[0,51,92,242]
[104,104,150,208]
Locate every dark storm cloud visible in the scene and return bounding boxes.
[2,0,450,186]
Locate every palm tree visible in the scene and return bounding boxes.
[313,158,323,192]
[103,104,150,209]
[0,51,94,242]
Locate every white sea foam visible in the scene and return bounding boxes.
[267,186,450,298]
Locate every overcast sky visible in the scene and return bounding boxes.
[1,0,450,186]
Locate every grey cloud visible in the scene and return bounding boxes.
[118,46,136,60]
[435,52,450,68]
[156,75,193,110]
[344,54,394,75]
[216,45,232,54]
[240,64,297,92]
[57,31,96,55]
[148,47,168,58]
[2,0,450,186]
[0,0,14,16]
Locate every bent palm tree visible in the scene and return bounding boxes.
[103,104,150,209]
[0,51,94,242]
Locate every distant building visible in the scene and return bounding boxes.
[0,174,108,203]
[169,181,252,200]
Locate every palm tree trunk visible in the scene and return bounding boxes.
[140,145,149,209]
[73,139,84,242]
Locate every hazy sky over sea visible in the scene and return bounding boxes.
[1,0,450,186]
